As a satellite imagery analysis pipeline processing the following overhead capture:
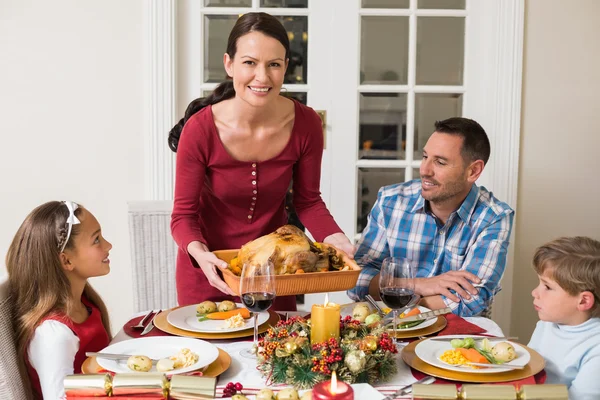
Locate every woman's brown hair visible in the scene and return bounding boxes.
[168,12,291,152]
[533,236,600,317]
[6,201,112,363]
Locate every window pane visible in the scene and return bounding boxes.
[281,91,307,104]
[361,17,409,84]
[418,0,465,9]
[279,16,308,84]
[359,93,407,160]
[203,15,307,84]
[362,0,409,8]
[204,15,238,83]
[414,93,463,158]
[357,168,405,233]
[205,0,252,6]
[261,0,308,7]
[416,17,465,85]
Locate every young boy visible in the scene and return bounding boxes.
[528,236,600,400]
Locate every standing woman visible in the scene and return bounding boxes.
[169,12,353,310]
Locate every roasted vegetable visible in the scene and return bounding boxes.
[197,308,250,321]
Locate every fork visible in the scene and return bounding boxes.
[131,310,155,329]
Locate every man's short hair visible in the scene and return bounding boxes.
[533,236,600,318]
[434,117,491,165]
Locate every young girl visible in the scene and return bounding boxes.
[6,201,112,399]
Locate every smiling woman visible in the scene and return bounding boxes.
[167,12,354,312]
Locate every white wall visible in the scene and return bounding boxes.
[511,0,600,339]
[0,0,145,332]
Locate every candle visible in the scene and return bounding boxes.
[312,371,354,400]
[310,293,340,344]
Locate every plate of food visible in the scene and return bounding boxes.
[414,335,530,374]
[167,301,269,333]
[95,337,219,375]
[342,303,439,332]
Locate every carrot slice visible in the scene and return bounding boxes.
[400,307,421,319]
[204,308,251,320]
[457,347,490,364]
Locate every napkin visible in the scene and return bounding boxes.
[122,313,171,338]
[436,314,487,336]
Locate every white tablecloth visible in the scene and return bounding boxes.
[113,312,504,398]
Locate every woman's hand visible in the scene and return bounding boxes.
[323,232,356,258]
[187,241,236,296]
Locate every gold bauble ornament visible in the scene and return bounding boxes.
[285,341,299,354]
[362,336,378,351]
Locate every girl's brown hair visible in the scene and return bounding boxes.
[6,201,112,363]
[533,236,600,317]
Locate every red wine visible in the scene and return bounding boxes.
[380,288,414,309]
[241,292,275,312]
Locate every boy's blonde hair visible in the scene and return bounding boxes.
[533,236,600,317]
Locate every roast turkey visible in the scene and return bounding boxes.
[236,225,331,274]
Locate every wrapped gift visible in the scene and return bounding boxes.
[169,375,217,399]
[518,384,568,399]
[111,373,168,398]
[64,373,112,397]
[412,384,457,399]
[460,384,517,400]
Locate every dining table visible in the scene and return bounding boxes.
[108,310,508,399]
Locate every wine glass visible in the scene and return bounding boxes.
[379,257,417,347]
[239,260,276,359]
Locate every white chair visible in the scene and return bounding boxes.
[127,201,178,312]
[0,277,32,399]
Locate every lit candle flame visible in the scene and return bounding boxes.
[324,293,329,306]
[330,370,338,394]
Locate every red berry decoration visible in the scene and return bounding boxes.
[234,382,243,391]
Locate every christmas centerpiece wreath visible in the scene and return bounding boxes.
[256,316,398,389]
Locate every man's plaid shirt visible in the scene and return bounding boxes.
[347,180,514,317]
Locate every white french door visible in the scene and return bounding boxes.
[147,0,523,330]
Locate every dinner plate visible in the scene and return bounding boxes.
[414,335,530,374]
[167,303,269,333]
[341,303,438,331]
[95,337,219,375]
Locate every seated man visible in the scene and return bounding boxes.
[348,117,514,317]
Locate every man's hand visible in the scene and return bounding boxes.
[415,271,481,303]
[323,232,355,258]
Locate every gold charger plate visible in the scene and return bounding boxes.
[81,348,232,377]
[391,316,447,339]
[154,307,280,339]
[401,339,545,383]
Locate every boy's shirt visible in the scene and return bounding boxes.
[528,318,600,400]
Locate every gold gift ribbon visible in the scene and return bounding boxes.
[111,373,168,398]
[169,375,217,399]
[64,373,112,396]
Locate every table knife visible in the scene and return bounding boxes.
[381,376,436,400]
[86,352,159,363]
[393,307,452,324]
[140,309,161,336]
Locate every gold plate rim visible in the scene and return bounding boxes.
[390,315,448,339]
[154,307,279,339]
[401,339,546,383]
[81,348,232,377]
